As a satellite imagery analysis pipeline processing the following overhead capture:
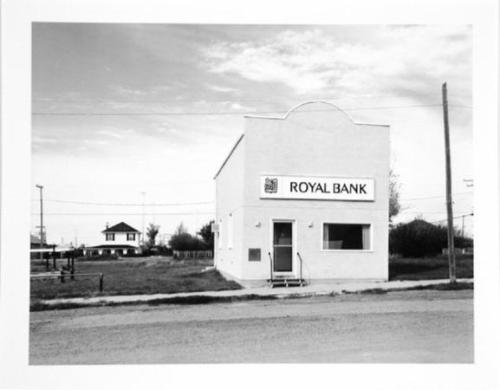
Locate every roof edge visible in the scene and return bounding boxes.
[244,100,390,127]
[213,134,245,180]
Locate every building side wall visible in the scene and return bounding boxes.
[214,136,246,279]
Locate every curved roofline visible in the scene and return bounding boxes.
[244,100,389,127]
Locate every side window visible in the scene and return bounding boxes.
[227,214,233,249]
[105,233,115,241]
[218,218,223,249]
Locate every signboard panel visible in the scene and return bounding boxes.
[260,175,375,201]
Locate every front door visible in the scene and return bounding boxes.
[273,221,293,273]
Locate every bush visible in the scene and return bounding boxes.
[389,219,472,258]
[168,232,208,251]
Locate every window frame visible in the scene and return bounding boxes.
[320,222,373,252]
[126,233,136,241]
[105,233,115,241]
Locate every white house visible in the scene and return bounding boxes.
[213,101,390,287]
[84,222,142,256]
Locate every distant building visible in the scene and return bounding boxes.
[30,233,51,249]
[30,233,54,259]
[213,101,390,286]
[83,222,142,256]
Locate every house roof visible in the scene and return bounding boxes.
[102,222,140,233]
[87,244,139,249]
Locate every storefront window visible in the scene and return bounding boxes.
[322,223,371,250]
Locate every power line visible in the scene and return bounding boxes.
[34,198,214,206]
[32,93,472,104]
[401,209,472,215]
[31,104,471,117]
[428,212,474,224]
[400,191,473,202]
[30,211,215,216]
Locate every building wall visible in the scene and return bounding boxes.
[101,231,140,247]
[214,136,246,279]
[215,102,390,283]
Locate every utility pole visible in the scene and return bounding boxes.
[35,184,44,263]
[141,191,146,245]
[461,215,465,237]
[442,82,456,283]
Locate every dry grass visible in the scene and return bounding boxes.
[30,257,241,300]
[389,254,473,281]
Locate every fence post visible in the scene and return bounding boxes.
[60,270,65,283]
[99,273,104,292]
[71,257,75,280]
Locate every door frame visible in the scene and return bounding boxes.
[269,219,296,276]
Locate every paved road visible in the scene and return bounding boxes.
[30,289,473,364]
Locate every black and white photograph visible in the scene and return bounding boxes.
[1,0,499,389]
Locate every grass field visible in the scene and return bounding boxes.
[30,257,241,300]
[389,254,473,281]
[30,254,473,301]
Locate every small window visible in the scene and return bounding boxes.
[105,233,115,241]
[227,214,233,249]
[218,218,223,249]
[323,223,371,250]
[127,233,136,241]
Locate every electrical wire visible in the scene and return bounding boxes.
[37,199,214,207]
[31,104,472,117]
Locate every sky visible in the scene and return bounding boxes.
[31,24,473,246]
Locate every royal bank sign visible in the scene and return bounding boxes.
[260,175,375,201]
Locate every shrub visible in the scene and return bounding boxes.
[389,219,472,257]
[168,232,207,251]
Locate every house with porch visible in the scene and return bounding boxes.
[84,222,142,256]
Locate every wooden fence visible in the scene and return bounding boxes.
[173,250,213,260]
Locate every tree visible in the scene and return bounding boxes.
[389,218,472,257]
[389,169,401,222]
[168,222,206,251]
[174,222,188,235]
[197,220,214,251]
[146,223,160,248]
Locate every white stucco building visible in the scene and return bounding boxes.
[213,101,390,286]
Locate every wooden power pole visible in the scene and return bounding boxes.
[442,83,456,283]
[36,184,44,263]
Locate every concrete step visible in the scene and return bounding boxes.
[267,278,306,288]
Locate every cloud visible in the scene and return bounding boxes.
[203,26,472,101]
[206,84,238,93]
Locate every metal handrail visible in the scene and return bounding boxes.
[297,252,303,282]
[268,251,273,281]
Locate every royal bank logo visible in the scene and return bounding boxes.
[264,177,278,193]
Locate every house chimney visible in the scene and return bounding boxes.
[105,222,109,229]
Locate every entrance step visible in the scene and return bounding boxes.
[267,278,306,288]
